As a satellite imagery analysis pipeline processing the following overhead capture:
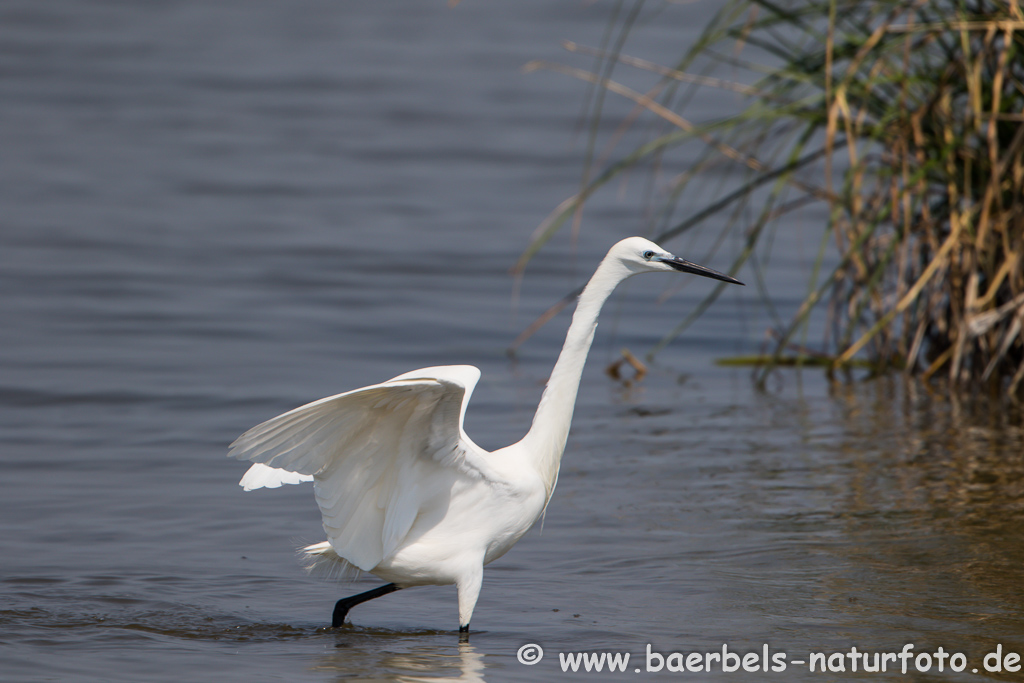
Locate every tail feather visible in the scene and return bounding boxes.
[301,541,363,582]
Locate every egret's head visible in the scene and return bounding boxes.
[610,237,744,285]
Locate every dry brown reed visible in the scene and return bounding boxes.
[523,0,1024,396]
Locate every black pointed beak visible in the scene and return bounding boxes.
[658,256,744,285]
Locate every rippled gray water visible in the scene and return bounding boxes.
[3,2,1024,681]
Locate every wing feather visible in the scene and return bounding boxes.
[239,463,315,491]
[228,365,491,571]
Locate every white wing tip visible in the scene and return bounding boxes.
[239,463,314,491]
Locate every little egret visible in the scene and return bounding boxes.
[229,237,742,633]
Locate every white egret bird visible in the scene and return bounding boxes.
[229,237,742,633]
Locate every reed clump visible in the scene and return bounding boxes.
[525,0,1024,395]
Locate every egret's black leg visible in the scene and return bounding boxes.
[458,624,470,642]
[331,583,401,628]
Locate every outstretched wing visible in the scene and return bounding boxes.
[228,365,491,571]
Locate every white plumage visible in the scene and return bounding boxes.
[228,237,742,632]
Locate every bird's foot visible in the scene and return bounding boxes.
[331,600,352,628]
[458,623,470,642]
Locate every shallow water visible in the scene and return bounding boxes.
[3,1,1024,682]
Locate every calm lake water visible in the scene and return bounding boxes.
[2,1,1024,681]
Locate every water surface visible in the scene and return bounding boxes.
[3,1,1024,681]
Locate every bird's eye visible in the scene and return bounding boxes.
[642,250,655,261]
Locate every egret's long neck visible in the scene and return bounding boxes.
[521,256,630,494]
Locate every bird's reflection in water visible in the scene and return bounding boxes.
[314,633,487,683]
[392,642,486,683]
